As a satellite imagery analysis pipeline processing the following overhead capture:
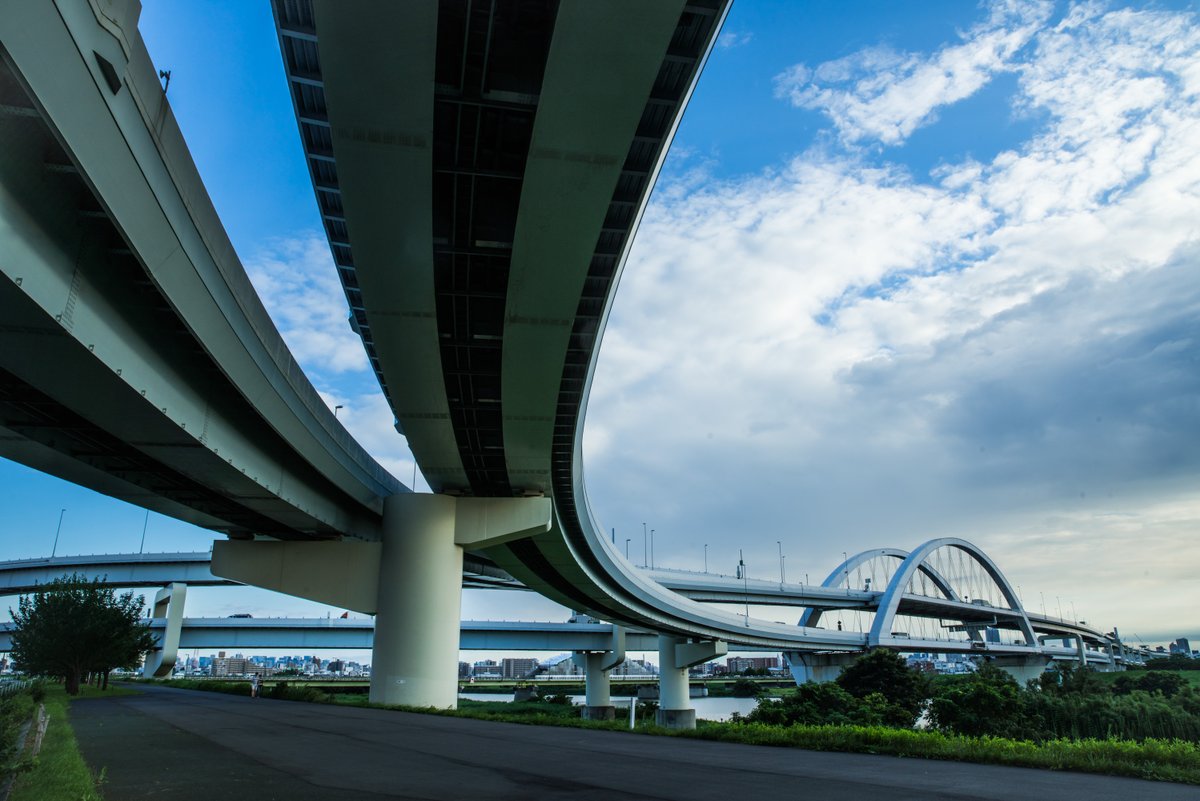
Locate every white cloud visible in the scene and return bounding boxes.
[719,31,753,50]
[773,0,1053,146]
[585,1,1200,637]
[245,233,369,375]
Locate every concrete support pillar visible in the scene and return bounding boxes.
[576,652,615,720]
[656,636,726,729]
[1076,635,1088,667]
[657,636,691,728]
[784,651,857,685]
[573,625,624,720]
[143,582,187,678]
[370,494,463,709]
[989,655,1051,684]
[212,494,552,710]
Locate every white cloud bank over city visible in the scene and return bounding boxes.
[585,0,1200,640]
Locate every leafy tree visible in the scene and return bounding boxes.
[10,574,155,694]
[836,649,929,726]
[1038,663,1107,697]
[1113,671,1188,698]
[742,681,883,727]
[930,662,1024,737]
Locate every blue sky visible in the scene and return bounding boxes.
[2,0,1199,656]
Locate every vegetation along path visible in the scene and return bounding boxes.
[69,684,1199,801]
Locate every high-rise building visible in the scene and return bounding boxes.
[501,657,541,680]
[726,656,781,674]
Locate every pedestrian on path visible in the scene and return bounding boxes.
[249,673,259,699]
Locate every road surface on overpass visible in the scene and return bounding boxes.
[70,685,1195,801]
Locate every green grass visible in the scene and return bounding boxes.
[8,683,138,801]
[381,699,1200,784]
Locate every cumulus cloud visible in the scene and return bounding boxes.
[773,0,1053,146]
[584,0,1200,634]
[244,233,428,490]
[245,233,370,375]
[718,31,753,50]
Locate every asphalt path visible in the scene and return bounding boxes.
[69,685,1198,800]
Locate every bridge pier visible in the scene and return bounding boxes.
[211,493,552,709]
[573,625,625,720]
[143,582,187,677]
[371,494,463,708]
[656,636,726,729]
[784,651,857,684]
[988,655,1051,684]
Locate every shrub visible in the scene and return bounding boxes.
[836,649,928,726]
[930,662,1023,738]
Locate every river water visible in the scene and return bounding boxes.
[458,693,762,722]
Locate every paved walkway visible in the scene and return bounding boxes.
[70,685,1198,800]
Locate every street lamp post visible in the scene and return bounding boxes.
[776,541,784,586]
[625,538,631,560]
[334,404,344,418]
[703,544,708,573]
[650,530,655,569]
[642,522,647,567]
[51,508,65,558]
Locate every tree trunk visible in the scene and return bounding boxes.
[101,670,109,690]
[65,670,80,696]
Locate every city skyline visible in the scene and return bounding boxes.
[1,0,1198,650]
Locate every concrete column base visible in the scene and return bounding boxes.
[784,651,858,685]
[582,705,616,721]
[656,708,696,729]
[370,494,463,709]
[989,655,1052,684]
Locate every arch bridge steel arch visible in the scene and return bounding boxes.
[799,547,957,629]
[868,537,1037,649]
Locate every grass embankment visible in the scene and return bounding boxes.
[395,697,1200,784]
[143,679,1200,785]
[10,684,138,801]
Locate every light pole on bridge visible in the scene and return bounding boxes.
[703,544,708,573]
[625,538,631,560]
[51,508,65,558]
[650,529,655,569]
[642,522,647,567]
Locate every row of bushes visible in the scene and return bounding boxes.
[738,650,1200,743]
[154,678,332,704]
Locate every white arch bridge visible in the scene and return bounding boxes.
[0,537,1146,688]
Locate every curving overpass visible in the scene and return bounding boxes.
[0,0,402,540]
